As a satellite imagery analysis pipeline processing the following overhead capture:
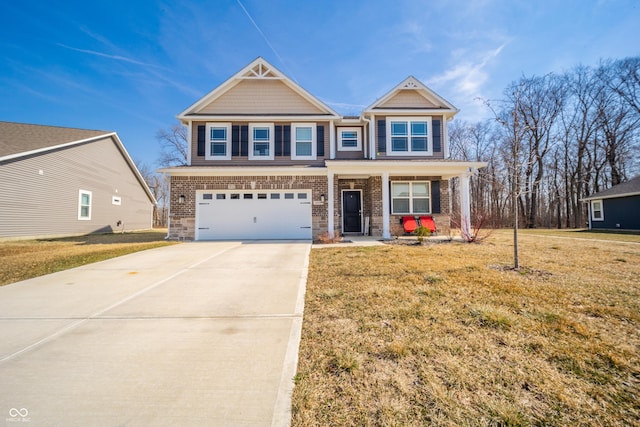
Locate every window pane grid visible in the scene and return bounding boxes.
[389,119,429,153]
[391,182,430,214]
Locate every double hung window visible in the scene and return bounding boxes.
[249,123,274,160]
[205,123,231,160]
[391,182,430,214]
[291,123,316,160]
[78,190,92,220]
[387,117,432,156]
[338,127,361,151]
[591,200,604,221]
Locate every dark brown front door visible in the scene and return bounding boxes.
[343,191,362,233]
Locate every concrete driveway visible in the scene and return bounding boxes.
[0,241,310,426]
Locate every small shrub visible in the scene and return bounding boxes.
[315,232,342,244]
[415,226,432,242]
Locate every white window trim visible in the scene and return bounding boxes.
[391,181,431,215]
[249,123,275,160]
[591,199,604,221]
[338,127,362,151]
[205,123,232,160]
[291,123,317,160]
[78,189,92,220]
[386,117,433,156]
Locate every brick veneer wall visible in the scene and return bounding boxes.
[388,176,451,236]
[169,175,328,240]
[335,176,450,237]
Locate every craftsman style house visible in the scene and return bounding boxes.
[161,57,485,240]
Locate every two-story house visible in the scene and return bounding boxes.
[161,57,485,241]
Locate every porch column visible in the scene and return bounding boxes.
[329,120,336,160]
[327,171,335,238]
[460,172,471,237]
[381,172,390,239]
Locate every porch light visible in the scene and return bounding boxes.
[320,194,326,203]
[178,195,185,204]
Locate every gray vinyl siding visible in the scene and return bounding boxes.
[374,115,445,160]
[591,196,640,230]
[190,121,329,167]
[0,136,153,239]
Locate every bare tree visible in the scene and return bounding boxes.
[157,123,188,167]
[135,161,170,227]
[513,73,566,228]
[608,57,640,115]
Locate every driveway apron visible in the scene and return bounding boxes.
[0,241,310,426]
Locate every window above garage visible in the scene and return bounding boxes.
[205,123,231,160]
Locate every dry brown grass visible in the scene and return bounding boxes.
[293,231,640,426]
[0,230,177,286]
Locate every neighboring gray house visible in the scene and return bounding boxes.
[583,175,640,231]
[0,121,156,239]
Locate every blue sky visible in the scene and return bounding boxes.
[1,0,638,168]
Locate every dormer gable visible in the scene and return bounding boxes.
[363,76,458,118]
[178,57,340,119]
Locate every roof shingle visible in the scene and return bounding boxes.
[585,175,640,200]
[0,121,110,158]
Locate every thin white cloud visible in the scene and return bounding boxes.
[56,43,169,70]
[427,43,507,121]
[428,43,505,97]
[235,0,296,82]
[401,21,432,53]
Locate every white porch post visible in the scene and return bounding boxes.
[460,172,472,237]
[382,172,390,239]
[329,120,336,160]
[328,171,335,238]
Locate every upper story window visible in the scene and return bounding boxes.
[249,123,274,160]
[291,123,316,160]
[78,189,92,220]
[391,181,430,214]
[205,123,231,160]
[387,117,432,156]
[338,127,361,151]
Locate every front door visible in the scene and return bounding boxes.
[342,190,362,233]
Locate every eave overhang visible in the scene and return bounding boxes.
[326,160,487,179]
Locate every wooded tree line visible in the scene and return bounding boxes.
[450,56,640,229]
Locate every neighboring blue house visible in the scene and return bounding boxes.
[583,175,640,231]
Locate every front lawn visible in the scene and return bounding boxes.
[293,232,640,426]
[0,230,177,286]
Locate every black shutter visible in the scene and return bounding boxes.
[433,119,441,153]
[316,125,325,157]
[275,125,283,156]
[377,120,386,153]
[231,125,240,157]
[283,125,291,156]
[197,125,206,157]
[431,181,441,214]
[240,125,249,157]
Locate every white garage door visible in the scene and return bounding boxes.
[195,190,312,240]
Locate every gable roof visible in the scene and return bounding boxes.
[363,76,459,118]
[0,121,109,159]
[0,121,156,204]
[178,57,340,120]
[583,175,640,201]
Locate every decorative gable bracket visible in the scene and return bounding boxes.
[240,62,281,79]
